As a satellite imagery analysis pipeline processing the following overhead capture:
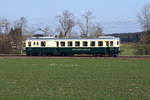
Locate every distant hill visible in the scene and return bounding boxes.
[107,32,145,43]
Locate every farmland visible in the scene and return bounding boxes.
[0,58,150,100]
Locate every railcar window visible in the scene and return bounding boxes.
[56,42,59,47]
[33,42,36,45]
[61,42,65,47]
[98,41,103,46]
[68,41,73,47]
[83,41,88,47]
[28,42,31,47]
[117,41,119,45]
[75,41,80,47]
[41,41,46,47]
[106,41,109,47]
[90,41,95,46]
[37,42,39,45]
[110,41,113,46]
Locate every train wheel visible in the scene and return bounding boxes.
[26,53,30,56]
[113,54,118,57]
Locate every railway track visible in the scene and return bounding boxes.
[0,55,150,60]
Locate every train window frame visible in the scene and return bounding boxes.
[56,41,59,47]
[90,41,95,47]
[117,41,119,45]
[83,41,88,47]
[60,41,65,47]
[33,42,36,45]
[68,41,73,47]
[75,41,80,47]
[106,41,109,47]
[98,41,103,46]
[110,41,113,46]
[28,41,31,47]
[41,41,46,47]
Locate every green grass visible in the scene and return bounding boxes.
[0,58,150,100]
[121,43,135,56]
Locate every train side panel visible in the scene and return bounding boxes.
[26,47,120,56]
[26,37,120,56]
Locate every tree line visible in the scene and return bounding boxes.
[108,32,143,43]
[0,17,26,54]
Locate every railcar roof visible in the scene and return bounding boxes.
[27,37,120,41]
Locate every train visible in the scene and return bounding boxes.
[25,36,120,56]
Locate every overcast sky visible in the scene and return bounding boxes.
[0,0,149,34]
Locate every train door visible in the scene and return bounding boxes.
[105,41,110,55]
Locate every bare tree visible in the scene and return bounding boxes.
[135,3,150,55]
[56,10,75,38]
[77,20,86,38]
[12,17,27,54]
[0,35,12,54]
[90,24,103,38]
[84,11,93,37]
[78,11,94,38]
[0,18,10,34]
[138,4,150,44]
[138,4,150,35]
[0,18,12,54]
[78,11,103,38]
[14,17,27,30]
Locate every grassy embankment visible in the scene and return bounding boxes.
[0,58,150,100]
[120,43,135,56]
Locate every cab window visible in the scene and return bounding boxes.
[41,41,46,47]
[56,42,59,47]
[28,42,31,47]
[117,41,119,45]
[33,42,36,45]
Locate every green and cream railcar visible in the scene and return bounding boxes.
[26,36,120,56]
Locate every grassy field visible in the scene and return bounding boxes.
[0,58,150,100]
